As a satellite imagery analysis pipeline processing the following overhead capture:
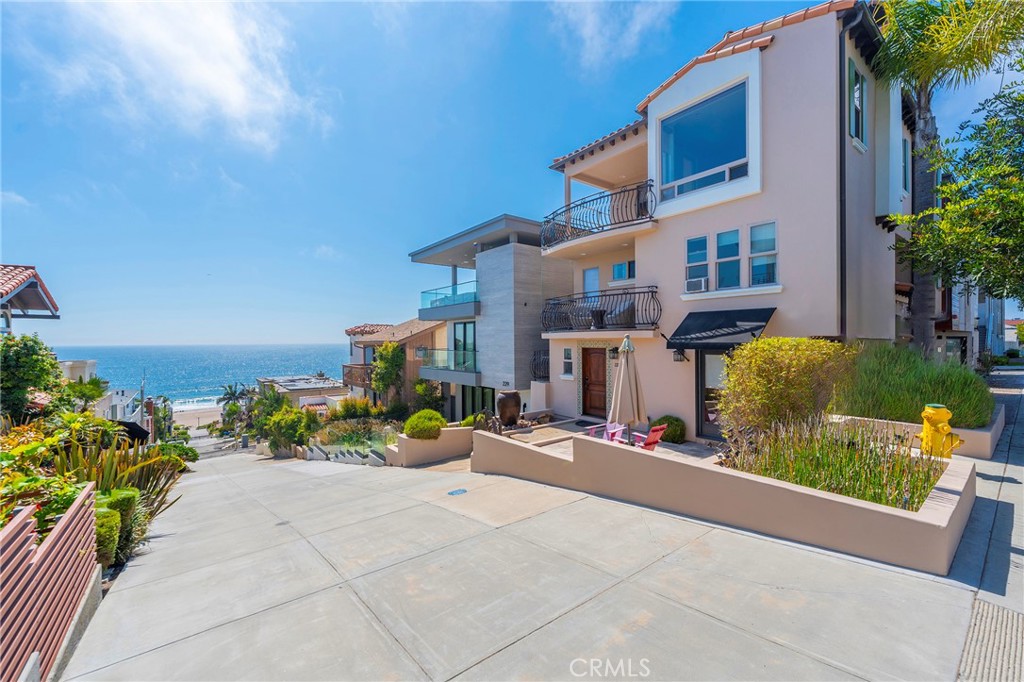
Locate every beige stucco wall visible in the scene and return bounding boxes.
[472,432,976,575]
[544,14,904,435]
[388,428,473,467]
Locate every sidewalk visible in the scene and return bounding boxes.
[955,367,1024,681]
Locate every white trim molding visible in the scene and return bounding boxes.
[680,284,783,301]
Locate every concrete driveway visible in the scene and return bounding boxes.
[63,388,1021,681]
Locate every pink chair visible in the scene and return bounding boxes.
[614,424,668,451]
[586,422,625,441]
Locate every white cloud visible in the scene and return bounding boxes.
[218,167,245,194]
[313,245,341,261]
[1,191,32,207]
[549,1,678,72]
[29,2,330,152]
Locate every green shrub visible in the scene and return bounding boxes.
[413,379,446,412]
[650,416,686,443]
[329,397,373,420]
[99,487,140,565]
[95,507,121,569]
[383,402,409,422]
[403,409,447,440]
[719,416,946,511]
[150,442,199,463]
[718,337,858,438]
[267,407,306,450]
[833,344,995,428]
[1007,348,1020,358]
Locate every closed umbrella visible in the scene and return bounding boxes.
[608,334,647,443]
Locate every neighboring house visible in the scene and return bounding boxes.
[59,359,114,419]
[1005,319,1023,352]
[345,318,446,405]
[257,375,349,408]
[538,0,912,440]
[342,323,392,401]
[0,264,59,334]
[976,290,1006,357]
[410,214,572,421]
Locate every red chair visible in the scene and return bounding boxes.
[615,424,668,451]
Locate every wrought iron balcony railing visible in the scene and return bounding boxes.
[342,363,373,388]
[541,180,657,249]
[420,281,478,309]
[421,349,479,373]
[542,286,661,333]
[531,349,550,381]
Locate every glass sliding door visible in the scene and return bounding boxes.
[460,385,494,420]
[697,351,726,439]
[453,321,476,371]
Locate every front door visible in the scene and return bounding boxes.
[582,348,607,418]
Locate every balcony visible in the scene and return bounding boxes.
[342,363,373,389]
[542,286,661,334]
[419,281,480,321]
[540,180,657,254]
[418,349,481,386]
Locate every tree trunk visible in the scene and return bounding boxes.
[909,88,938,357]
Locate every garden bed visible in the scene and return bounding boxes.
[834,403,1004,460]
[386,426,473,467]
[471,432,976,575]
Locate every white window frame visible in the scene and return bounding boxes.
[715,229,741,290]
[749,222,778,287]
[686,235,709,282]
[561,347,574,379]
[659,80,749,202]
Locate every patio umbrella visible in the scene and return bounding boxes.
[608,334,648,443]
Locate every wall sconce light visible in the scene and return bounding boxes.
[672,349,688,362]
[607,347,619,360]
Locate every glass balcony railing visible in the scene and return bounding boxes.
[420,349,479,373]
[420,281,478,309]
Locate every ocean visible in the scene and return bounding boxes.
[53,344,350,409]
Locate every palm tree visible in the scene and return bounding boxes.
[216,383,244,407]
[872,0,1024,355]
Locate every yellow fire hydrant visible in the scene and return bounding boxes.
[918,404,963,458]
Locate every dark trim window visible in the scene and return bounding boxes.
[611,260,636,281]
[849,59,867,145]
[902,138,911,193]
[562,347,573,376]
[660,82,748,201]
[453,321,476,371]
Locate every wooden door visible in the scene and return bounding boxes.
[582,348,607,418]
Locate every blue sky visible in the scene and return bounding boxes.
[2,1,1018,345]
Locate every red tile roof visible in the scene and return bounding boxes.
[0,264,59,312]
[345,323,392,337]
[637,0,857,112]
[551,118,647,166]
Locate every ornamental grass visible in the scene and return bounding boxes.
[832,344,995,428]
[719,416,947,511]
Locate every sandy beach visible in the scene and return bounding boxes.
[173,406,222,430]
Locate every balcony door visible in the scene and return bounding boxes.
[453,321,476,371]
[582,348,607,418]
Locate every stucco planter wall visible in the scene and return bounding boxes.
[387,427,474,467]
[472,432,975,575]
[835,403,1004,460]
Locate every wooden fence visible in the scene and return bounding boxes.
[1,483,97,682]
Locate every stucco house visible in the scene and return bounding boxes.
[410,215,572,421]
[535,0,918,440]
[343,318,445,405]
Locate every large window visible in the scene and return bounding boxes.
[660,82,748,201]
[453,321,476,371]
[612,260,636,281]
[716,230,740,289]
[749,222,777,286]
[686,236,708,281]
[849,60,867,145]
[582,267,600,294]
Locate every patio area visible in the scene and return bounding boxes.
[60,375,1022,681]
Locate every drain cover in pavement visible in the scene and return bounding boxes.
[447,488,468,496]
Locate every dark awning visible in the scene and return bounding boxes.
[117,420,150,444]
[666,308,776,351]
